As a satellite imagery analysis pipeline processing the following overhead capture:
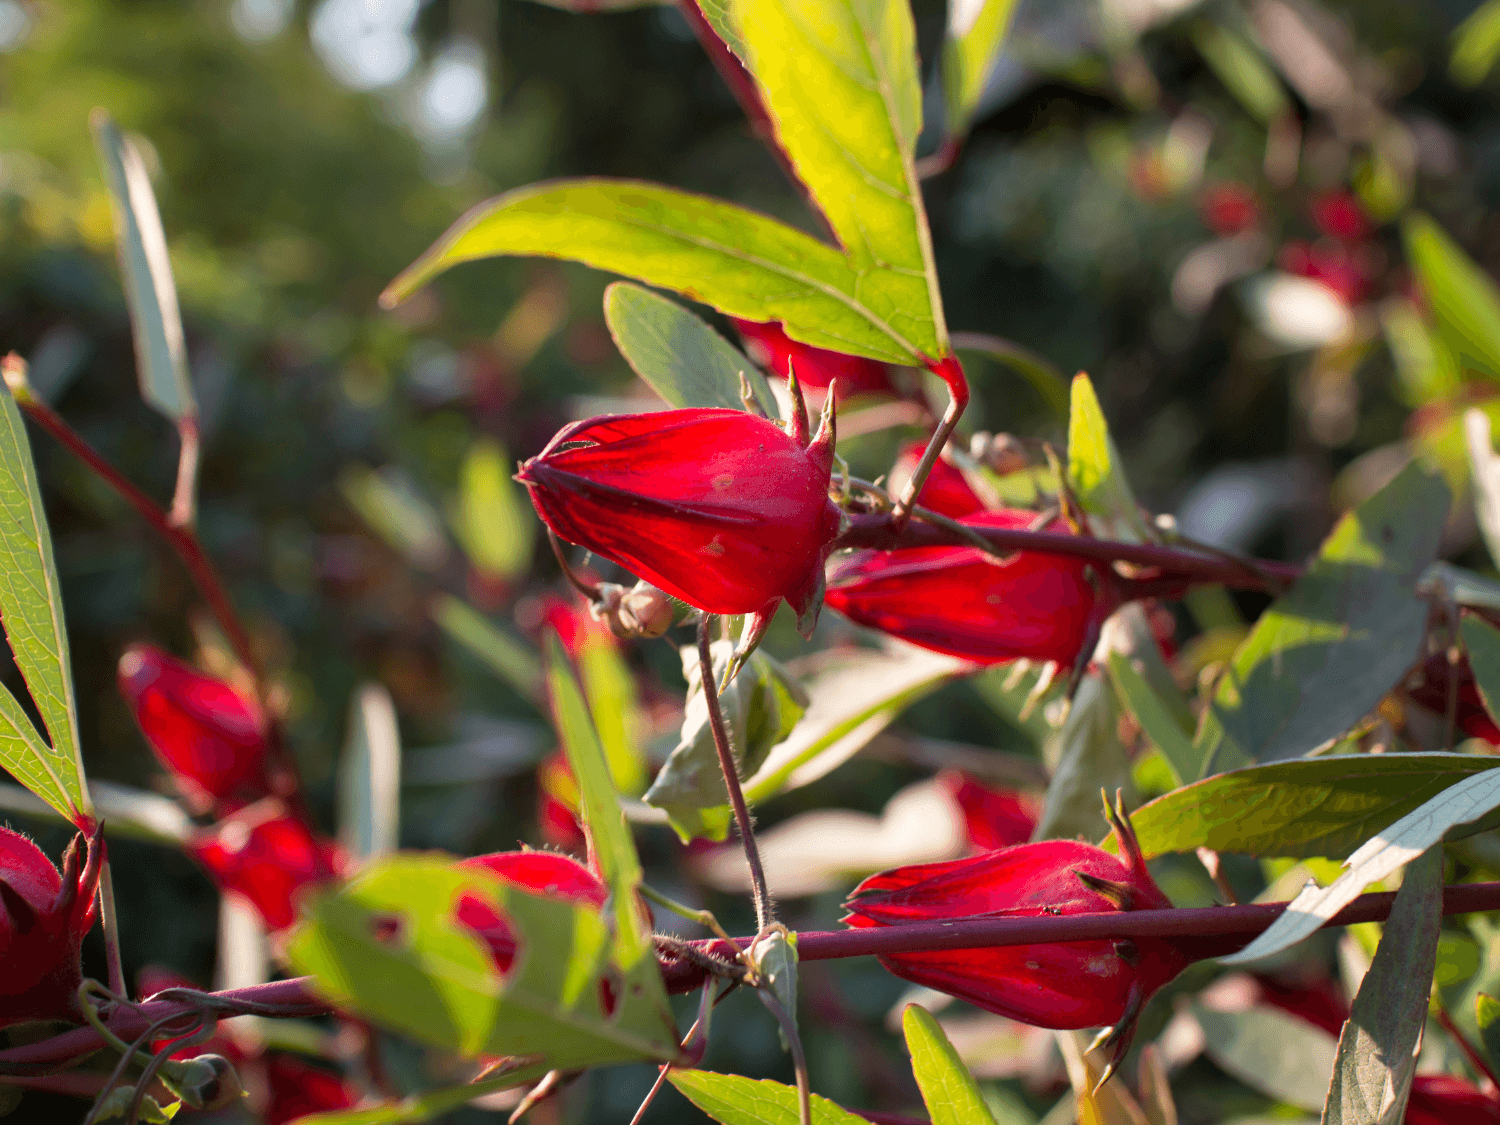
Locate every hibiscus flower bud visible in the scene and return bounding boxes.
[888,439,986,519]
[937,770,1038,852]
[517,408,841,639]
[824,510,1097,664]
[731,318,894,399]
[0,825,102,1027]
[118,644,268,812]
[843,792,1190,1081]
[191,807,343,932]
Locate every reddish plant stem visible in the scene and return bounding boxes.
[19,396,258,679]
[836,511,1304,593]
[1435,1000,1500,1090]
[891,356,970,530]
[13,881,1500,1073]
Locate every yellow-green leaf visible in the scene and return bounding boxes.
[942,0,1021,136]
[903,1005,998,1125]
[455,438,534,581]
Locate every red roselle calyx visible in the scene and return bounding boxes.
[455,851,608,974]
[517,407,841,639]
[824,509,1099,665]
[887,439,986,519]
[732,318,894,399]
[843,793,1191,1079]
[118,644,269,812]
[191,806,344,932]
[0,825,102,1027]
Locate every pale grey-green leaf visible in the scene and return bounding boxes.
[1035,672,1132,843]
[339,684,401,860]
[1193,1004,1338,1112]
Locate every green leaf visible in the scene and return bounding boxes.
[940,0,1020,137]
[1322,845,1441,1125]
[1107,753,1500,862]
[669,1070,869,1125]
[1463,613,1500,733]
[643,640,808,842]
[694,0,747,59]
[281,1061,552,1125]
[742,644,968,804]
[1067,374,1147,538]
[1035,672,1132,843]
[0,780,189,844]
[382,180,923,364]
[339,684,401,861]
[1382,299,1461,407]
[432,594,542,704]
[1453,0,1500,86]
[544,634,658,971]
[341,464,450,572]
[1466,411,1500,569]
[1189,20,1289,123]
[455,439,534,582]
[903,1005,998,1125]
[753,926,800,1051]
[574,622,648,797]
[89,111,196,421]
[1477,992,1500,1070]
[1224,766,1500,964]
[729,0,946,359]
[1109,655,1197,786]
[286,856,679,1068]
[1403,214,1500,382]
[604,282,777,417]
[1191,1004,1337,1112]
[1197,464,1448,771]
[0,388,90,825]
[1420,560,1500,613]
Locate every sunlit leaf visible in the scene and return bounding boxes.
[90,110,196,421]
[341,464,450,572]
[1323,845,1441,1125]
[574,623,648,798]
[432,595,542,704]
[339,684,401,861]
[1106,753,1500,862]
[1452,0,1500,86]
[1224,768,1500,964]
[1067,374,1148,538]
[1192,1004,1337,1112]
[903,1004,998,1125]
[455,438,534,582]
[0,388,90,826]
[1197,464,1447,770]
[1382,299,1461,407]
[1190,20,1289,123]
[941,0,1021,138]
[1465,411,1500,569]
[1403,213,1500,382]
[669,1070,868,1125]
[604,282,777,416]
[728,0,946,359]
[1478,992,1500,1070]
[286,856,678,1067]
[383,181,924,364]
[694,0,747,59]
[0,779,187,844]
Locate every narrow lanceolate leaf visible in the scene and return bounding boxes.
[339,684,401,860]
[90,111,195,421]
[1107,754,1500,863]
[903,1005,999,1125]
[1191,1004,1338,1112]
[432,594,542,703]
[574,620,648,797]
[729,0,946,360]
[341,464,450,572]
[1035,672,1131,843]
[1108,652,1197,787]
[286,857,679,1068]
[1452,0,1500,86]
[942,0,1021,137]
[1197,464,1447,771]
[1223,767,1500,964]
[604,282,777,416]
[1323,845,1442,1125]
[1466,411,1500,569]
[382,181,921,364]
[456,438,535,582]
[1462,615,1500,728]
[1067,374,1148,539]
[669,1070,870,1125]
[0,389,90,825]
[1403,214,1500,382]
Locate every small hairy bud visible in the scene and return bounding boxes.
[167,1054,245,1111]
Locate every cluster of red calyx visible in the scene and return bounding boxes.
[118,645,344,933]
[843,792,1192,1077]
[1278,189,1380,306]
[731,318,894,399]
[0,825,102,1027]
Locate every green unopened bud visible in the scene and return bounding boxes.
[160,1053,244,1112]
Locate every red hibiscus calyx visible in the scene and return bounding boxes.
[842,791,1191,1085]
[190,802,344,932]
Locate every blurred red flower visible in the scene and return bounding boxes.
[1199,182,1262,236]
[937,770,1038,852]
[732,318,894,398]
[191,809,343,932]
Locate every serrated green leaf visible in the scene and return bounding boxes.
[455,438,534,581]
[903,1005,998,1125]
[1453,0,1500,86]
[382,181,923,364]
[1197,463,1447,772]
[1105,753,1500,862]
[669,1070,869,1125]
[1463,615,1500,731]
[90,111,196,422]
[286,856,678,1068]
[604,282,777,417]
[1192,1005,1337,1112]
[1323,845,1441,1125]
[0,388,90,826]
[643,640,807,842]
[341,464,450,572]
[1224,767,1500,964]
[1477,993,1500,1069]
[339,684,401,861]
[432,594,542,704]
[1403,214,1500,382]
[1067,374,1148,538]
[941,0,1021,137]
[729,0,945,359]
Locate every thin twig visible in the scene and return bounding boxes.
[697,616,774,932]
[97,855,126,999]
[890,357,969,530]
[758,989,811,1125]
[546,527,602,601]
[168,416,200,530]
[1435,1000,1500,1091]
